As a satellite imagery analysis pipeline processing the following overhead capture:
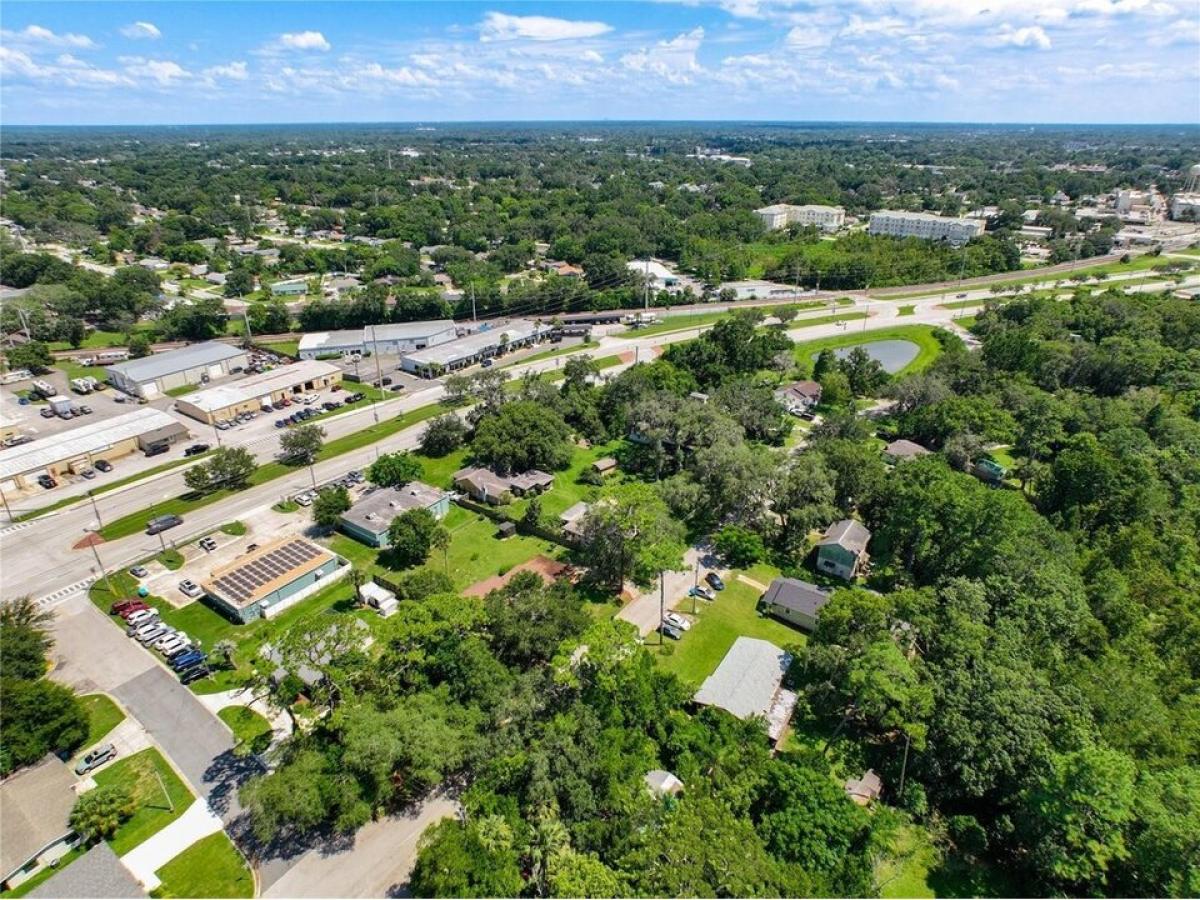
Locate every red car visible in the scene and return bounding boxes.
[117,601,150,619]
[111,598,144,615]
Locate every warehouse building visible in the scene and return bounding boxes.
[0,408,188,492]
[339,482,451,548]
[400,319,553,377]
[174,360,342,425]
[202,537,348,623]
[297,320,458,359]
[106,342,248,398]
[868,210,985,245]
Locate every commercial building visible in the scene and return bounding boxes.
[692,637,799,745]
[760,577,833,631]
[0,757,79,891]
[717,280,804,301]
[106,342,248,399]
[1170,193,1200,221]
[202,537,348,623]
[816,519,871,581]
[364,320,457,356]
[400,319,553,377]
[627,259,682,291]
[755,203,845,232]
[296,329,368,360]
[339,482,451,548]
[0,408,188,492]
[868,210,985,245]
[270,279,308,297]
[174,360,342,424]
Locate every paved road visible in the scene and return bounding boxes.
[262,795,460,899]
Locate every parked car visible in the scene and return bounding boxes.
[146,514,182,535]
[347,470,363,483]
[37,475,58,489]
[688,585,714,601]
[389,384,405,392]
[198,536,217,551]
[663,612,692,631]
[215,420,232,430]
[179,579,203,598]
[137,624,170,644]
[144,442,169,458]
[79,468,96,479]
[705,572,726,591]
[117,602,150,620]
[278,397,292,407]
[345,392,365,403]
[94,460,113,473]
[481,358,494,368]
[659,621,684,640]
[112,597,144,615]
[152,629,179,650]
[159,635,191,656]
[78,405,93,415]
[131,621,163,641]
[171,650,206,671]
[180,664,211,685]
[125,607,157,625]
[184,443,210,457]
[165,643,196,661]
[74,744,117,775]
[40,408,55,419]
[128,565,149,579]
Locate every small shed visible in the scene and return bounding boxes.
[359,581,398,618]
[845,769,883,806]
[644,769,684,797]
[497,521,517,539]
[592,457,618,476]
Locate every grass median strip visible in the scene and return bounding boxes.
[97,401,444,540]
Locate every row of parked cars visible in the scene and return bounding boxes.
[214,410,258,430]
[275,406,321,428]
[110,597,210,684]
[292,469,363,505]
[659,573,725,640]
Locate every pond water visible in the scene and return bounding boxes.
[824,339,921,374]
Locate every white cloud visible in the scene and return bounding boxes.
[203,61,249,81]
[121,22,161,40]
[785,26,833,49]
[122,57,190,85]
[2,24,94,48]
[479,12,613,42]
[992,24,1053,47]
[621,27,705,84]
[257,30,332,54]
[0,45,129,87]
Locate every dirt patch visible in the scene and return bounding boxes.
[464,555,570,598]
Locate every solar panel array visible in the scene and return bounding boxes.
[211,540,325,606]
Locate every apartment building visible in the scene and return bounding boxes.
[868,210,985,245]
[755,203,846,232]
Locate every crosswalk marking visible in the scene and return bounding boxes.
[0,521,32,537]
[34,578,93,609]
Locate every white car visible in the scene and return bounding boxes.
[294,493,313,507]
[126,608,158,626]
[159,634,190,656]
[663,612,692,631]
[179,580,203,598]
[133,621,163,641]
[152,629,179,649]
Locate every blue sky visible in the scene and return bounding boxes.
[2,1,1197,125]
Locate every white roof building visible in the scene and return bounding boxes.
[868,210,985,245]
[174,360,341,421]
[693,637,798,743]
[755,203,845,232]
[400,319,552,376]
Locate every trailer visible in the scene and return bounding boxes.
[70,377,94,394]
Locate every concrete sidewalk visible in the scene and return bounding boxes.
[121,798,224,890]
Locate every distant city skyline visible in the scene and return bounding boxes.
[2,1,1197,126]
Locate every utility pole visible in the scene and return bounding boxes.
[692,559,700,614]
[85,528,119,602]
[0,482,13,522]
[242,310,254,344]
[470,283,477,323]
[368,324,383,424]
[87,489,103,528]
[658,570,665,646]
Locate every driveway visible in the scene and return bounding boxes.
[617,546,710,638]
[49,595,156,693]
[263,794,460,899]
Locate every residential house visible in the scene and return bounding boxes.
[25,844,145,899]
[559,501,591,543]
[693,637,799,745]
[0,757,79,891]
[359,581,398,618]
[338,483,450,548]
[816,519,871,581]
[760,577,834,632]
[453,466,553,504]
[775,380,823,415]
[883,439,931,463]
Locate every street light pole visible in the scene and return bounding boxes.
[0,482,13,523]
[659,570,665,646]
[368,325,382,424]
[85,528,119,602]
[87,489,103,528]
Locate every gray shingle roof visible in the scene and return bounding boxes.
[885,439,931,459]
[693,637,793,723]
[817,519,871,554]
[106,342,243,384]
[27,844,146,899]
[340,483,448,534]
[761,577,832,618]
[0,756,77,880]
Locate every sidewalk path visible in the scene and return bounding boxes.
[195,687,294,755]
[121,798,224,890]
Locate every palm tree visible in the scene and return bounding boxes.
[431,527,451,575]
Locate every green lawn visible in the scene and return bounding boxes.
[97,401,445,540]
[792,324,946,378]
[165,384,199,398]
[878,823,1023,899]
[655,571,807,689]
[957,315,977,328]
[92,748,193,856]
[55,359,108,382]
[258,340,299,358]
[46,330,129,352]
[271,500,300,513]
[80,694,125,748]
[505,440,623,521]
[151,832,254,899]
[218,706,273,756]
[0,847,87,898]
[898,304,915,316]
[619,311,731,338]
[219,521,247,536]
[157,549,184,570]
[507,340,600,366]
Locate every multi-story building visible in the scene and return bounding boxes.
[1114,189,1165,224]
[868,210,985,245]
[755,203,845,232]
[1169,193,1200,221]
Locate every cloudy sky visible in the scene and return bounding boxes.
[1,1,1197,125]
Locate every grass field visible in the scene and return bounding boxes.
[507,340,600,366]
[157,549,184,570]
[165,384,199,397]
[80,694,125,748]
[218,706,273,756]
[654,571,807,689]
[898,304,915,316]
[97,401,444,540]
[93,748,193,856]
[151,832,254,899]
[791,324,946,377]
[258,340,299,358]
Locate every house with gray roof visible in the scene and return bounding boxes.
[0,757,79,891]
[26,844,145,899]
[760,577,834,632]
[693,637,798,745]
[339,482,450,548]
[106,342,248,398]
[884,439,931,463]
[816,519,871,581]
